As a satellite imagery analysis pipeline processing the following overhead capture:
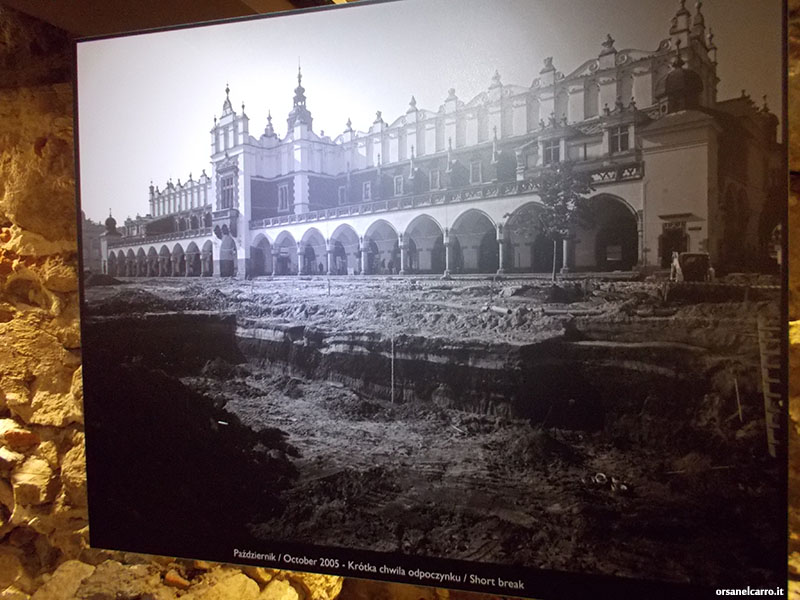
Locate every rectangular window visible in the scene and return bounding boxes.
[394,175,404,196]
[338,186,347,205]
[543,139,560,165]
[469,161,482,184]
[278,184,289,212]
[609,126,629,154]
[429,169,441,190]
[362,181,371,201]
[220,175,236,209]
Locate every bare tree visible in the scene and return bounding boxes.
[507,163,595,280]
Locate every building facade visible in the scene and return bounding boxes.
[100,1,783,279]
[81,212,106,275]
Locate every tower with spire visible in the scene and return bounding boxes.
[287,66,313,135]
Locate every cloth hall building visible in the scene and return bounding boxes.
[100,1,783,280]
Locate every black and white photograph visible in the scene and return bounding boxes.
[76,0,786,597]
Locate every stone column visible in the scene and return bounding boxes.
[637,209,645,269]
[442,232,452,279]
[271,250,278,277]
[561,238,571,273]
[496,225,505,276]
[398,235,406,275]
[297,242,304,275]
[360,239,368,275]
[326,240,334,276]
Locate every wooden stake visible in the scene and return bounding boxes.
[390,335,395,404]
[734,376,743,423]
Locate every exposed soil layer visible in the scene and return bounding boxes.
[82,276,783,589]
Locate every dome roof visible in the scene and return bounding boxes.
[655,53,704,107]
[105,214,117,232]
[664,62,703,98]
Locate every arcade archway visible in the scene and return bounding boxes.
[330,224,359,275]
[274,231,298,275]
[219,236,236,277]
[250,234,273,277]
[450,209,497,273]
[300,228,326,275]
[364,220,399,274]
[404,214,445,274]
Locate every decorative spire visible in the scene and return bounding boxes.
[489,70,502,89]
[288,66,312,129]
[693,1,705,26]
[293,67,306,107]
[600,34,616,56]
[672,38,685,69]
[670,0,691,35]
[706,28,717,64]
[346,117,352,131]
[691,1,705,40]
[374,110,383,123]
[264,110,276,137]
[407,96,417,113]
[222,83,233,115]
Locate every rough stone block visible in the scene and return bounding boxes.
[0,419,40,450]
[186,570,260,600]
[30,560,95,600]
[11,456,53,505]
[0,447,25,470]
[73,560,177,600]
[277,570,343,600]
[0,548,24,589]
[59,442,86,508]
[242,565,273,586]
[260,578,299,600]
[163,568,190,590]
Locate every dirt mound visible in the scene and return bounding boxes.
[88,288,170,314]
[500,428,581,468]
[84,273,122,286]
[83,353,298,554]
[322,391,387,421]
[200,356,250,379]
[256,467,401,545]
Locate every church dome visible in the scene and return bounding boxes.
[105,214,117,233]
[655,52,704,112]
[663,61,703,98]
